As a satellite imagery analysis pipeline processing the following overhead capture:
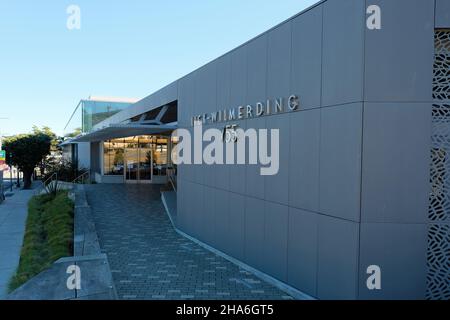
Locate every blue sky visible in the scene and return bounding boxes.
[0,0,317,136]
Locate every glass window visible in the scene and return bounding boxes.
[103,135,170,178]
[82,101,133,133]
[103,139,125,175]
[138,136,152,180]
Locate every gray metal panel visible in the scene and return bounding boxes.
[319,103,363,222]
[192,183,205,241]
[245,118,265,199]
[267,22,292,99]
[288,208,318,297]
[228,193,246,261]
[229,119,247,195]
[289,109,320,212]
[265,114,290,205]
[179,180,194,233]
[227,48,248,195]
[194,63,217,116]
[215,56,232,190]
[214,189,230,253]
[230,164,246,195]
[263,201,289,282]
[177,163,186,182]
[364,0,434,102]
[176,179,187,230]
[230,46,247,107]
[155,81,178,104]
[203,186,216,246]
[178,73,196,127]
[152,81,178,110]
[317,215,359,300]
[244,196,265,270]
[361,103,431,223]
[215,163,230,192]
[203,123,216,188]
[322,0,365,106]
[193,130,205,186]
[436,0,450,28]
[217,54,232,110]
[246,35,268,104]
[358,223,427,300]
[183,127,194,182]
[193,165,204,186]
[291,5,323,109]
[203,164,215,188]
[186,180,197,235]
[214,126,231,191]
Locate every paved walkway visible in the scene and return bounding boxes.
[85,184,294,300]
[0,185,36,298]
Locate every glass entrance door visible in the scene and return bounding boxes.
[138,137,152,182]
[125,142,139,182]
[124,137,139,183]
[124,136,153,183]
[106,135,169,184]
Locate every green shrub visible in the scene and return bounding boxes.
[9,191,74,292]
[42,160,88,183]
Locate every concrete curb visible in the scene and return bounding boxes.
[71,184,118,300]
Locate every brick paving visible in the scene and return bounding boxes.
[84,184,294,300]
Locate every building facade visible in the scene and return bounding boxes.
[63,96,139,169]
[66,0,450,300]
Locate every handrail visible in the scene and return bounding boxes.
[44,172,58,187]
[72,171,90,184]
[34,170,90,195]
[35,172,58,195]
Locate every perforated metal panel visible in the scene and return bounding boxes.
[433,30,450,100]
[430,104,450,222]
[427,29,450,300]
[426,224,450,299]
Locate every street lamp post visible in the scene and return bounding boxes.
[9,153,12,192]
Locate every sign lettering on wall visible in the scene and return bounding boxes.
[191,95,300,126]
[222,125,239,143]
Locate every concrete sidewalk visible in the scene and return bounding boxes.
[0,186,36,299]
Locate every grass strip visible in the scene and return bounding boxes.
[9,191,74,292]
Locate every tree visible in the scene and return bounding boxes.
[32,126,62,177]
[64,127,82,139]
[3,132,52,189]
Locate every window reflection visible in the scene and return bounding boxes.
[103,140,125,176]
[103,135,170,180]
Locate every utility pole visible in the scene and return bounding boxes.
[9,153,12,192]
